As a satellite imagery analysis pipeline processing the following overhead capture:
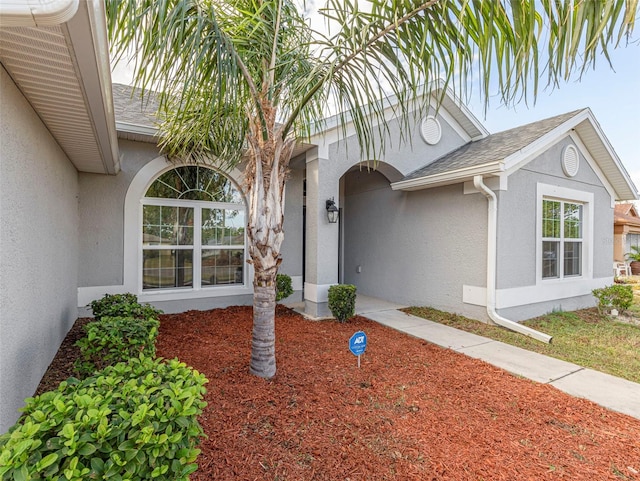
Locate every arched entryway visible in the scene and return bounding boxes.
[339,162,404,297]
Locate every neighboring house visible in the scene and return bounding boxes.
[0,2,637,432]
[614,203,640,261]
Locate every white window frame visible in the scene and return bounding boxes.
[536,183,593,285]
[123,157,254,302]
[141,197,247,291]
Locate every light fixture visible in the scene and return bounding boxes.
[326,198,339,224]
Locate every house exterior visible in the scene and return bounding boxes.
[1,1,637,432]
[614,203,640,262]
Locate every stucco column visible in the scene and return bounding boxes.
[304,151,340,317]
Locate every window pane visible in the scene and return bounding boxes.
[144,206,194,246]
[202,208,245,246]
[564,203,582,239]
[143,249,193,289]
[542,200,561,238]
[564,242,582,277]
[542,241,559,278]
[145,166,243,203]
[201,249,244,286]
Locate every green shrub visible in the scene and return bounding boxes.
[592,284,634,314]
[90,293,163,321]
[75,316,160,376]
[328,284,357,323]
[275,274,294,302]
[0,356,207,481]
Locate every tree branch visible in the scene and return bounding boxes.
[281,0,440,138]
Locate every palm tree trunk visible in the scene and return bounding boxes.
[245,107,294,378]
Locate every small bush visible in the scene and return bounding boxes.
[75,316,160,376]
[275,274,294,302]
[90,293,163,321]
[592,284,634,315]
[328,284,357,323]
[0,356,207,481]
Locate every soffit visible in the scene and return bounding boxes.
[0,1,119,174]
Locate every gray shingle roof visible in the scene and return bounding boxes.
[112,83,158,127]
[402,109,587,180]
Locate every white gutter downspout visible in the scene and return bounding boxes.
[473,175,553,344]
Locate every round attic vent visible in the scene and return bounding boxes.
[562,145,579,177]
[420,116,441,145]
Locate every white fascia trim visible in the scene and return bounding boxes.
[64,0,120,174]
[116,121,159,139]
[569,132,618,207]
[435,84,490,139]
[578,109,638,200]
[307,80,485,147]
[437,107,471,143]
[304,282,335,303]
[463,277,610,309]
[390,161,503,191]
[503,109,637,201]
[0,0,78,26]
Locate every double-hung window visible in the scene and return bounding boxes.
[142,166,246,291]
[541,199,583,279]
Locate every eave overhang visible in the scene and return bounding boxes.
[391,161,504,191]
[0,0,119,174]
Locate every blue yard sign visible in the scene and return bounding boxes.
[349,331,367,367]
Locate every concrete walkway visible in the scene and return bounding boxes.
[353,296,640,420]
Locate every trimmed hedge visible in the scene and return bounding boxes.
[0,356,207,481]
[90,293,163,321]
[328,284,357,323]
[75,316,160,376]
[275,274,293,302]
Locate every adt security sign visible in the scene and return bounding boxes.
[349,331,367,367]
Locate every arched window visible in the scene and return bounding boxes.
[141,165,246,290]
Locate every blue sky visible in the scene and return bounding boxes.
[464,41,640,194]
[111,19,640,194]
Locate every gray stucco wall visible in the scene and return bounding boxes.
[495,136,613,318]
[277,164,304,302]
[342,169,488,320]
[328,107,468,178]
[0,68,79,433]
[79,140,160,287]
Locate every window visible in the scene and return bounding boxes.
[142,166,245,290]
[541,199,583,279]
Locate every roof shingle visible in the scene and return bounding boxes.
[403,109,586,180]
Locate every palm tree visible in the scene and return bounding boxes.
[106,0,637,378]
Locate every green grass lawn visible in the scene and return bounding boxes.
[403,305,640,384]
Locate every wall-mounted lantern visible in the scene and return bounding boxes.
[326,198,339,224]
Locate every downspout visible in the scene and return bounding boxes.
[473,175,552,343]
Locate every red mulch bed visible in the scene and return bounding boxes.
[156,306,640,480]
[38,305,640,480]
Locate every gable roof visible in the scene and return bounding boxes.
[392,108,638,201]
[402,110,582,180]
[615,203,640,228]
[112,83,159,142]
[309,80,489,152]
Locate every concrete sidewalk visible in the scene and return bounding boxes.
[352,298,640,420]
